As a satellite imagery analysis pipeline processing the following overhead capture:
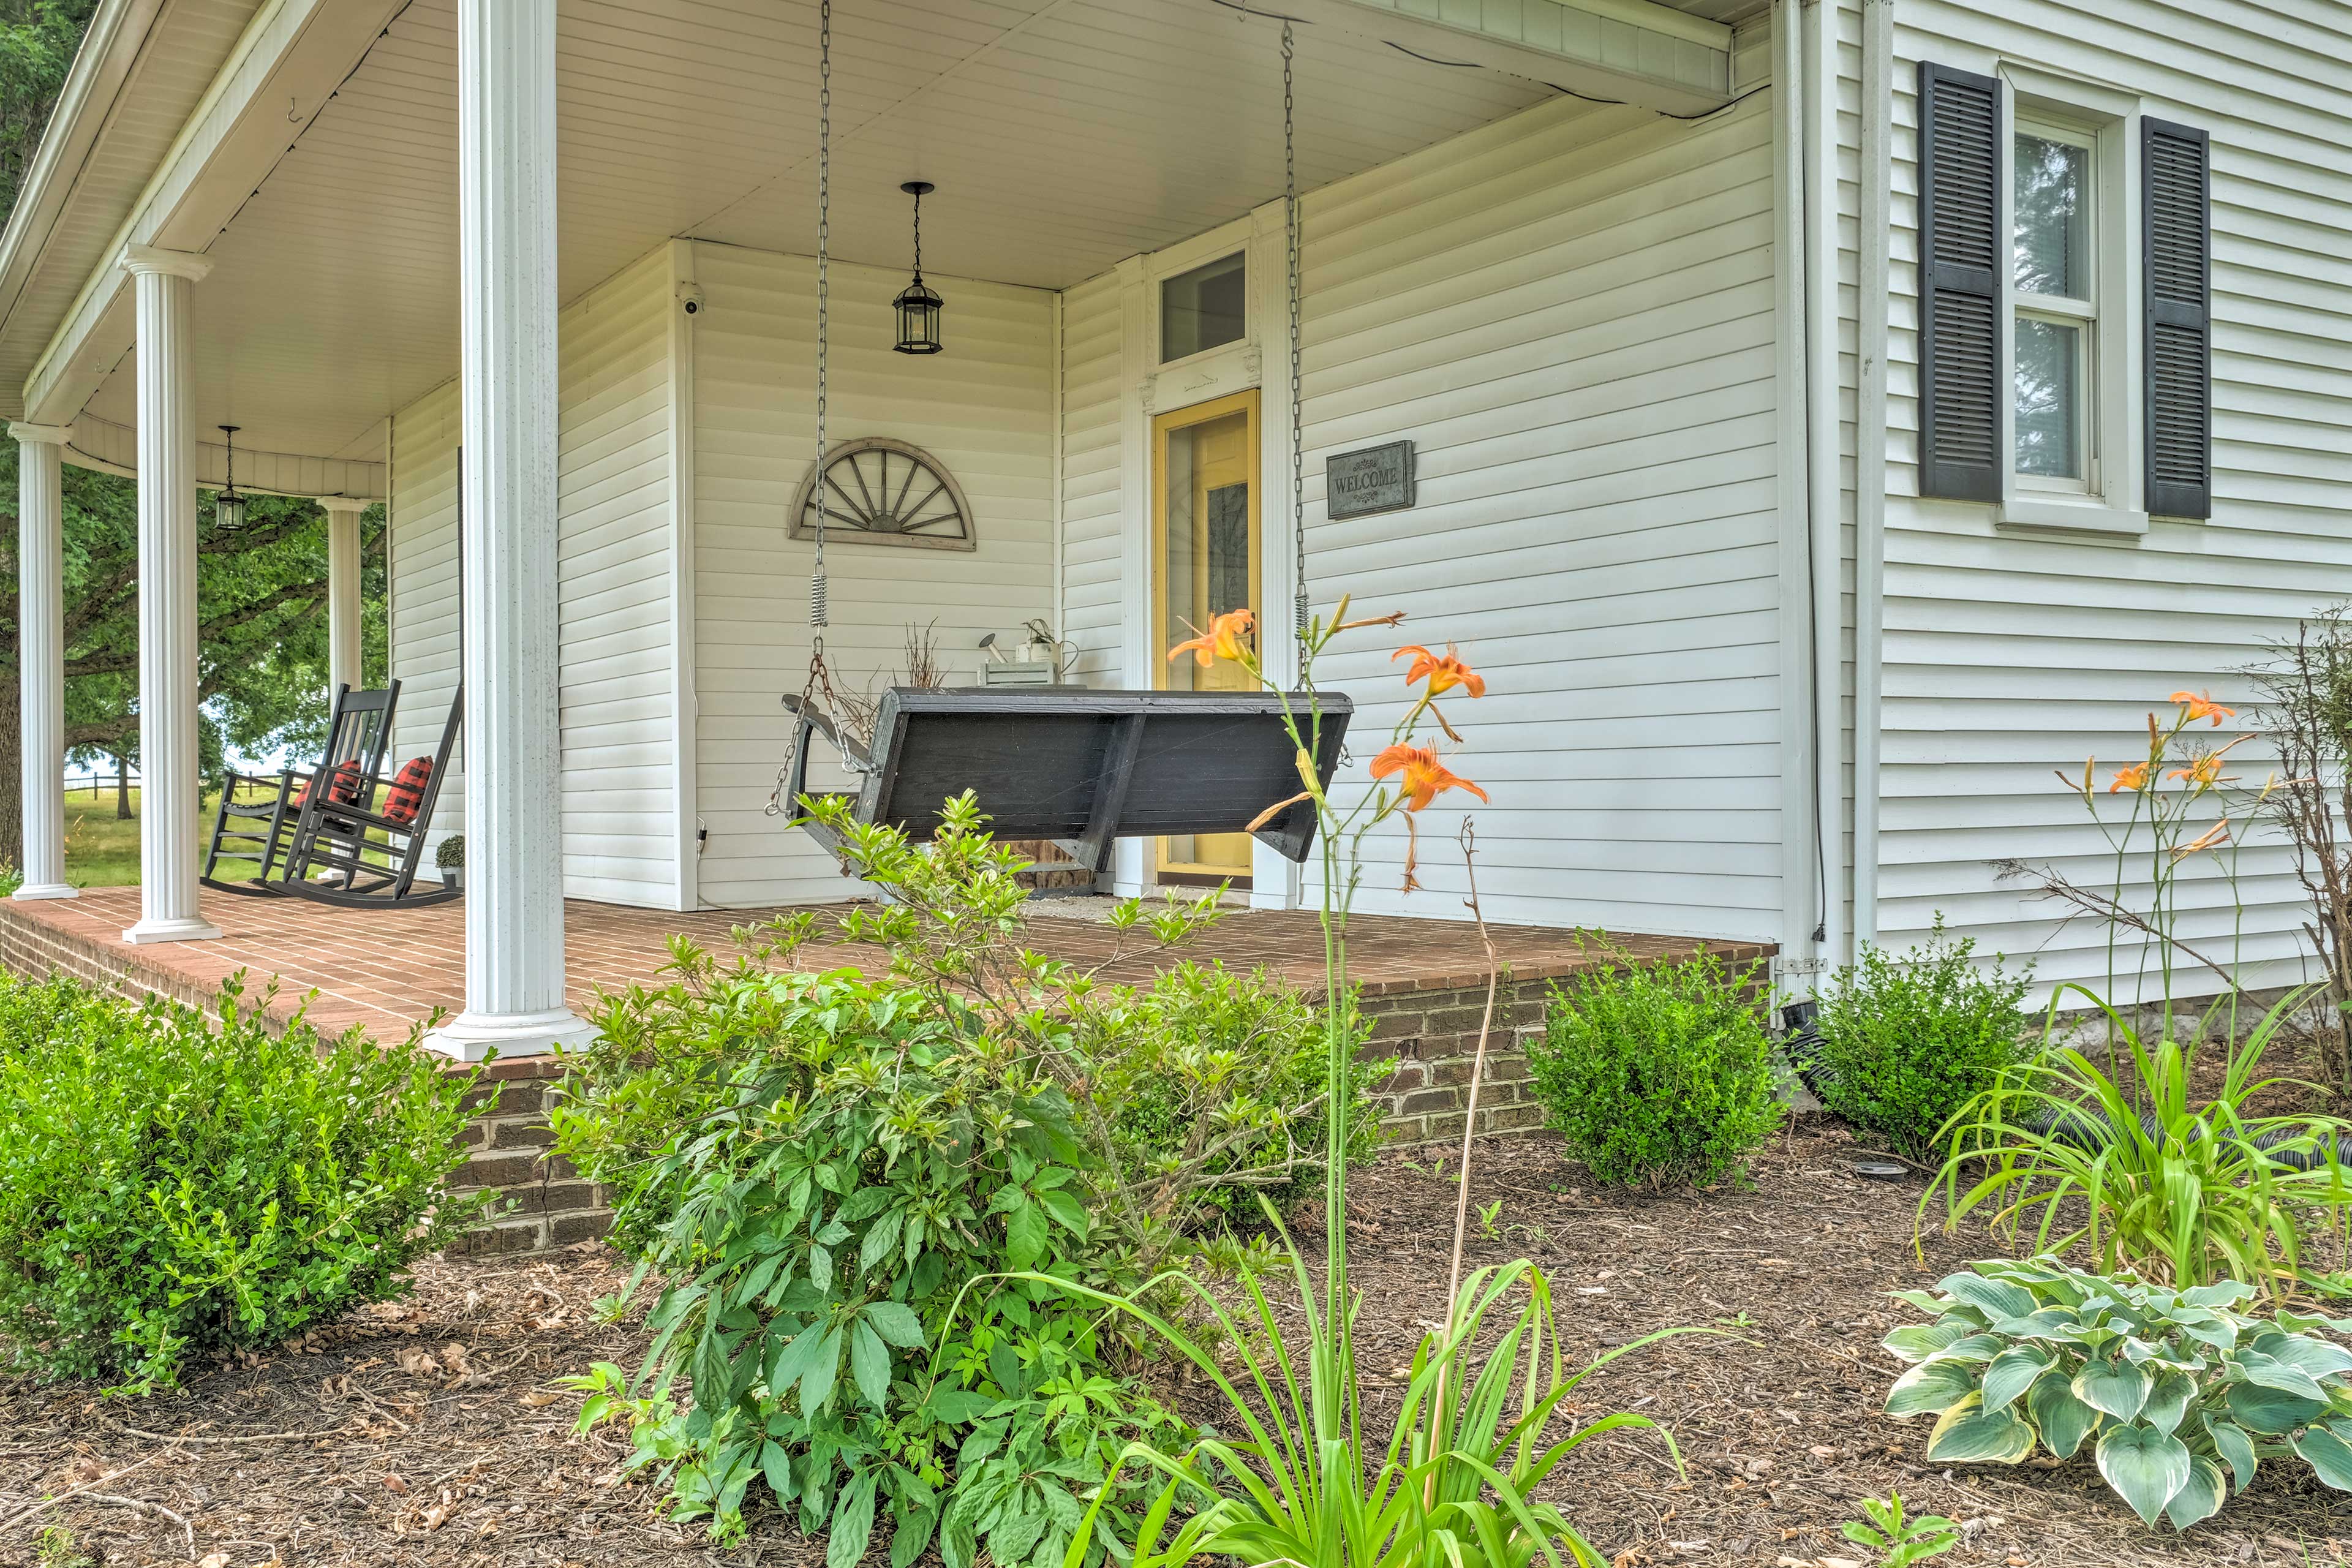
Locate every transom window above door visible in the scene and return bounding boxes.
[1161,252,1245,362]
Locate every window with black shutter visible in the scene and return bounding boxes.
[1917,62,2003,503]
[2143,118,2211,519]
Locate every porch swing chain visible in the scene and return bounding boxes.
[1284,20,1306,649]
[810,0,832,635]
[766,0,837,818]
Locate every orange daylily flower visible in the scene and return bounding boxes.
[2108,762,2151,794]
[2171,690,2236,727]
[1167,608,1256,667]
[1370,744,1489,812]
[1393,643,1487,699]
[2174,819,2231,857]
[2166,734,2248,790]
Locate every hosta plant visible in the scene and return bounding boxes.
[1882,1256,2352,1531]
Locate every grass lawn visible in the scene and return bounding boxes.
[63,785,260,888]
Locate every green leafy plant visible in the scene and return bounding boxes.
[1840,1491,1958,1567]
[435,832,464,872]
[555,959,1167,1558]
[1882,1256,2352,1531]
[1929,984,2352,1297]
[1085,960,1380,1222]
[1806,918,2030,1160]
[551,802,1376,1555]
[1524,946,1782,1189]
[0,973,486,1392]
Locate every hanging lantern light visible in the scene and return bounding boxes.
[214,425,248,531]
[892,181,944,356]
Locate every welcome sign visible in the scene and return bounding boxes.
[1325,440,1415,521]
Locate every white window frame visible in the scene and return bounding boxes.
[1994,67,2146,537]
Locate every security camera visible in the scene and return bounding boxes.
[676,282,706,316]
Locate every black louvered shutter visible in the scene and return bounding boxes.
[1917,62,2003,503]
[2143,117,2211,519]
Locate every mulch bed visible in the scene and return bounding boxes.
[7,1121,2352,1567]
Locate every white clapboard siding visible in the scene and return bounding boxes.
[690,242,1056,908]
[386,380,464,855]
[385,244,679,907]
[556,246,678,906]
[1060,271,1125,687]
[1061,78,1785,938]
[1877,0,2352,994]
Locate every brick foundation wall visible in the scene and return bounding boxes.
[1358,974,1556,1145]
[0,903,219,1011]
[447,1060,616,1254]
[0,903,1761,1251]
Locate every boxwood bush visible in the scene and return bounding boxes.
[0,974,487,1392]
[1805,917,2030,1160]
[1526,947,1781,1189]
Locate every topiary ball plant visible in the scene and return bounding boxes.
[1882,1256,2352,1532]
[1803,916,2030,1160]
[1525,946,1781,1189]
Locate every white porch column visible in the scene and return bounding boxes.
[12,421,78,900]
[320,497,367,696]
[428,0,589,1060]
[119,246,222,944]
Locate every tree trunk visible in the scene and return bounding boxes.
[115,752,131,820]
[0,672,20,875]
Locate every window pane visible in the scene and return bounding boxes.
[2014,133,2089,298]
[1161,254,1245,361]
[2015,316,2082,478]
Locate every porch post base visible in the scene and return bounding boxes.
[122,916,225,944]
[12,883,80,902]
[424,1006,597,1063]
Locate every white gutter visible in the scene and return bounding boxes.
[1853,0,1894,956]
[1802,0,1843,968]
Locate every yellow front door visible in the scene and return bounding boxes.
[1153,390,1261,887]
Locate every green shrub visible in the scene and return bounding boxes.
[1088,960,1380,1219]
[1808,917,2030,1159]
[0,974,487,1392]
[1525,946,1781,1189]
[1882,1255,2352,1531]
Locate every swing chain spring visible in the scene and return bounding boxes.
[1284,21,1306,648]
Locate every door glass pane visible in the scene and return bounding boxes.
[2015,133,2089,298]
[2015,316,2082,478]
[1160,405,1254,875]
[1161,254,1246,361]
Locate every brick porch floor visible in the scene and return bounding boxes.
[0,883,1751,1044]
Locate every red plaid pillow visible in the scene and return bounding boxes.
[380,756,435,825]
[291,760,365,809]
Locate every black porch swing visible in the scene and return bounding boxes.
[767,7,1342,895]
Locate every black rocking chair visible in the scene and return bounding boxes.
[273,688,464,910]
[780,687,1352,897]
[203,680,401,896]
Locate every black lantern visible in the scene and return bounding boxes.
[892,180,943,355]
[214,425,247,531]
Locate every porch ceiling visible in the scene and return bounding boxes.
[62,0,1754,471]
[58,0,1556,466]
